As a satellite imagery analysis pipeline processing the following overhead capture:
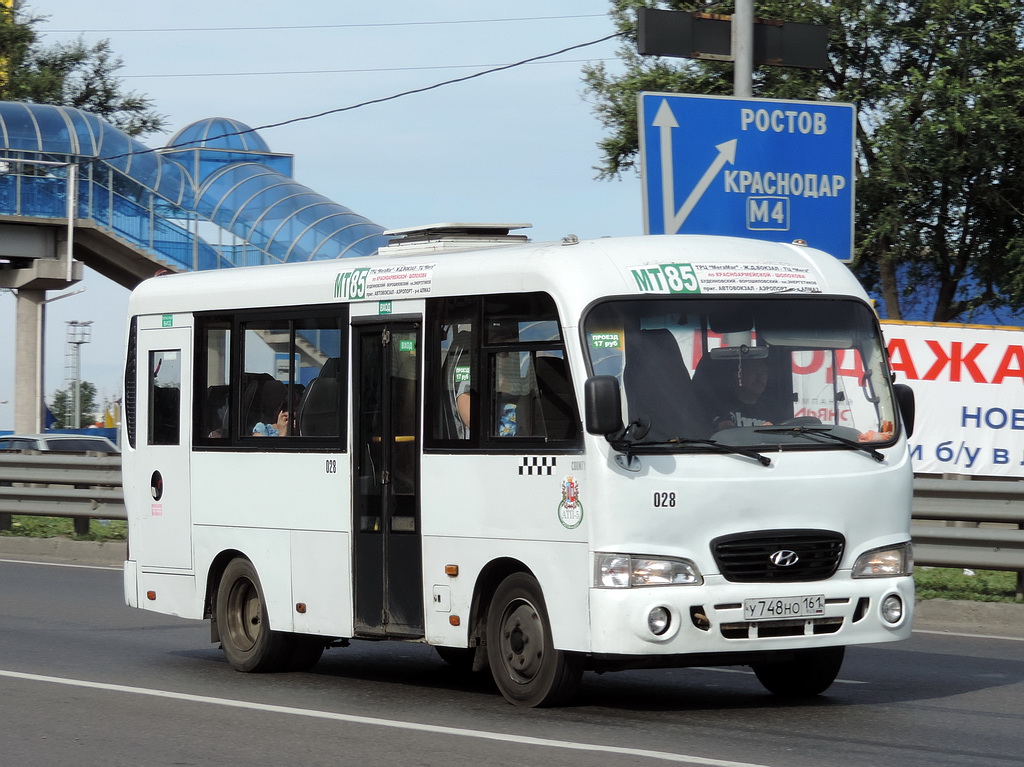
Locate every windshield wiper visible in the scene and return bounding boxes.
[754,426,884,462]
[610,436,772,467]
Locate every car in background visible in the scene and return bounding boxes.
[0,433,119,453]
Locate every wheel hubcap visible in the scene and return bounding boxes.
[499,599,544,684]
[226,577,262,652]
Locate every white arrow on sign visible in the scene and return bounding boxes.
[653,99,737,234]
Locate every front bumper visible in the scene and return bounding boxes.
[588,572,914,656]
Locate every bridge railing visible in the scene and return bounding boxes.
[0,162,221,271]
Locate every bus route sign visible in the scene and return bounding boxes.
[638,92,856,262]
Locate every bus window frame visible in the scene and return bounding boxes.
[425,292,583,454]
[192,303,350,452]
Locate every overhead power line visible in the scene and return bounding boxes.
[42,14,606,34]
[122,57,615,80]
[84,32,624,166]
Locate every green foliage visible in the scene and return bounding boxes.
[1,515,127,542]
[0,2,165,136]
[49,380,99,428]
[583,0,1024,322]
[915,567,1021,603]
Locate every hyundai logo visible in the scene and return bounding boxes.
[769,549,800,567]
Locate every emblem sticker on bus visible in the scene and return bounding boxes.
[558,475,584,529]
[628,262,822,295]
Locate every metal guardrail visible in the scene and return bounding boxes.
[911,477,1024,597]
[0,454,1021,595]
[0,452,124,535]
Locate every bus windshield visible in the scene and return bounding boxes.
[583,296,899,451]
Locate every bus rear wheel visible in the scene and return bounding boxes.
[216,558,323,672]
[486,573,582,707]
[752,646,845,698]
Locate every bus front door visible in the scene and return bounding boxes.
[353,322,423,638]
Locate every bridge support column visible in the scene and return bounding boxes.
[14,288,45,433]
[1,251,84,434]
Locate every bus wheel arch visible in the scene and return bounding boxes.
[214,555,324,673]
[206,549,246,644]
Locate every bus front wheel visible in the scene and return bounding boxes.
[752,646,845,698]
[216,558,323,672]
[485,573,582,707]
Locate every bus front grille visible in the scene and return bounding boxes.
[711,530,845,582]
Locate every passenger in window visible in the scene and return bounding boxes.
[253,399,291,437]
[710,356,775,430]
[456,383,471,429]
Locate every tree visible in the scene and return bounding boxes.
[583,1,1024,322]
[0,1,165,136]
[50,381,99,429]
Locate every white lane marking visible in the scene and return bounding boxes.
[0,557,120,572]
[0,668,774,767]
[913,628,1024,643]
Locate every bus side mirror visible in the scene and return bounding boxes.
[893,383,915,438]
[585,376,624,436]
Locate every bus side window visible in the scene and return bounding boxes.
[195,319,231,442]
[149,350,181,446]
[491,349,538,438]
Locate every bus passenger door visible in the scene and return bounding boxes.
[353,322,423,638]
[134,327,193,570]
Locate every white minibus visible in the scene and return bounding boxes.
[122,228,915,707]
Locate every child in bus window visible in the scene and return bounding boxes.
[253,400,290,437]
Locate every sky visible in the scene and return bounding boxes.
[0,1,639,429]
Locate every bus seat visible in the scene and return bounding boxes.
[319,357,342,378]
[623,329,708,440]
[201,384,229,438]
[692,355,735,413]
[297,377,340,436]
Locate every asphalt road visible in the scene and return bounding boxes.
[0,552,1022,767]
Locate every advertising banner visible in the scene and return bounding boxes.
[881,321,1024,477]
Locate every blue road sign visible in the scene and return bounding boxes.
[639,93,856,261]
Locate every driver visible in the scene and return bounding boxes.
[710,356,775,430]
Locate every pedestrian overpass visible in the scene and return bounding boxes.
[0,101,390,432]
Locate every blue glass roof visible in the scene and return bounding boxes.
[0,101,192,206]
[167,117,272,152]
[198,163,384,260]
[0,102,388,270]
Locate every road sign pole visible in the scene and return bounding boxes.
[732,0,754,97]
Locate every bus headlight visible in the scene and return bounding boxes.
[852,543,913,578]
[596,554,702,587]
[881,594,904,624]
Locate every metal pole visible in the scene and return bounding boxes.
[732,0,754,98]
[65,164,77,281]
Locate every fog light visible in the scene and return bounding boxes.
[648,606,671,636]
[881,594,903,624]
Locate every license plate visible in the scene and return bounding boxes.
[743,594,825,621]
